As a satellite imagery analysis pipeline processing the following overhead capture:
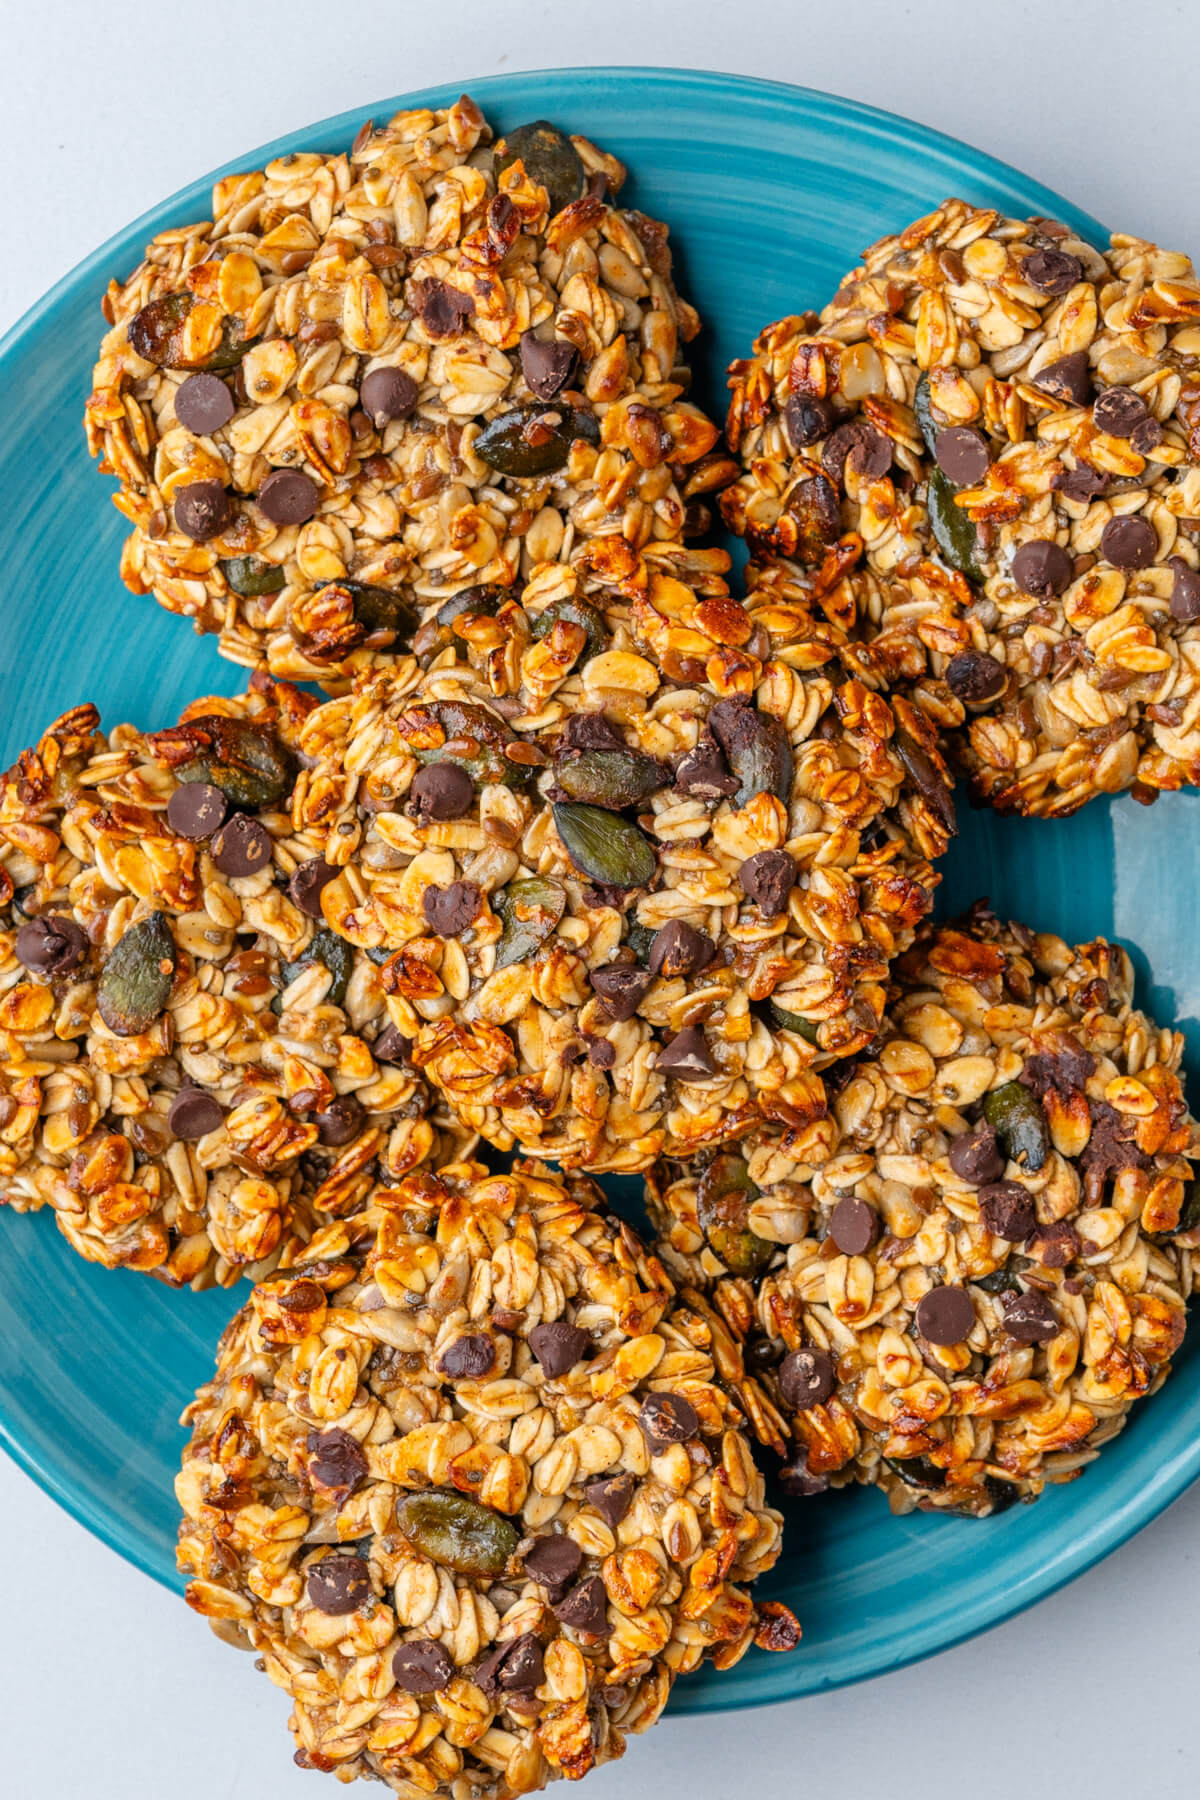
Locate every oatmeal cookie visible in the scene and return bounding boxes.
[292,565,943,1171]
[85,96,728,686]
[0,681,473,1286]
[176,1160,796,1797]
[724,200,1200,816]
[648,909,1200,1515]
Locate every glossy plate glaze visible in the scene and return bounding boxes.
[2,67,1198,1712]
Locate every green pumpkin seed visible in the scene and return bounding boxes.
[494,878,567,970]
[280,928,353,1009]
[97,912,177,1037]
[971,1265,1022,1295]
[395,1490,518,1578]
[321,579,419,641]
[220,556,286,597]
[927,466,984,583]
[552,803,657,888]
[435,586,505,631]
[696,1153,773,1277]
[475,404,600,479]
[414,701,529,790]
[554,748,668,812]
[982,1081,1049,1172]
[625,922,656,964]
[531,596,608,662]
[912,374,940,457]
[175,716,293,811]
[710,704,793,811]
[884,1454,945,1491]
[128,292,254,371]
[768,999,819,1043]
[494,121,585,217]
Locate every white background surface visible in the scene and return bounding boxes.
[3,2,1199,1795]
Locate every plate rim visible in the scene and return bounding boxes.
[1,63,1188,1713]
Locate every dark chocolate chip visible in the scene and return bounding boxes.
[1170,556,1200,623]
[372,1024,414,1066]
[654,1025,715,1082]
[523,1534,582,1594]
[589,963,652,1022]
[1052,463,1110,503]
[313,1095,365,1147]
[777,1452,830,1497]
[1028,1220,1081,1267]
[307,1427,368,1493]
[414,279,474,338]
[359,366,419,427]
[561,713,624,752]
[784,393,834,449]
[1011,538,1074,598]
[647,919,714,979]
[778,1347,836,1410]
[1001,1290,1059,1343]
[640,1391,699,1450]
[422,880,481,937]
[584,1473,635,1528]
[823,419,892,483]
[258,468,319,526]
[14,913,87,976]
[174,480,231,542]
[1093,386,1148,438]
[210,813,273,878]
[392,1638,453,1693]
[978,1181,1037,1243]
[828,1196,878,1256]
[1033,351,1091,406]
[914,1285,975,1345]
[1023,248,1082,295]
[411,763,475,821]
[528,1321,589,1378]
[174,372,235,435]
[1101,514,1157,570]
[553,1575,607,1633]
[673,739,738,800]
[167,781,228,841]
[519,329,577,400]
[944,649,1007,705]
[947,1123,1004,1186]
[1130,415,1164,457]
[168,1087,223,1140]
[585,1035,615,1069]
[306,1553,371,1615]
[289,857,338,918]
[498,1633,544,1692]
[437,1332,496,1379]
[738,849,797,917]
[934,427,990,486]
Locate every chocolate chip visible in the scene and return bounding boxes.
[1052,463,1109,503]
[167,1087,223,1140]
[586,1036,615,1069]
[647,919,714,979]
[553,1575,607,1633]
[978,1181,1037,1242]
[1002,1291,1059,1343]
[307,1427,368,1493]
[1011,539,1074,598]
[589,963,652,1022]
[1130,415,1164,457]
[944,649,1006,705]
[413,279,474,339]
[1101,515,1157,570]
[359,366,419,427]
[828,1197,878,1256]
[784,393,834,449]
[392,1638,453,1693]
[411,763,475,821]
[822,419,892,484]
[738,849,797,917]
[640,1391,699,1450]
[1093,386,1148,438]
[777,1452,831,1497]
[523,1534,582,1594]
[289,857,338,918]
[14,913,87,976]
[1033,351,1091,406]
[914,1285,975,1346]
[654,1025,715,1082]
[947,1122,1004,1186]
[258,468,319,526]
[210,813,273,878]
[1019,1037,1095,1098]
[174,480,231,542]
[1170,556,1200,623]
[934,427,990,486]
[895,732,957,836]
[1028,1220,1081,1267]
[1023,248,1082,295]
[528,1321,589,1378]
[306,1553,371,1615]
[422,880,481,937]
[584,1473,635,1528]
[166,782,228,841]
[561,714,625,752]
[372,1024,413,1066]
[496,1633,544,1692]
[673,739,738,800]
[778,1347,836,1410]
[519,329,577,400]
[437,1332,495,1379]
[313,1094,365,1147]
[174,372,235,435]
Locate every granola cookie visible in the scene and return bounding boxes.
[291,565,943,1171]
[648,910,1200,1515]
[0,682,473,1286]
[723,199,1200,817]
[176,1160,796,1797]
[85,96,727,687]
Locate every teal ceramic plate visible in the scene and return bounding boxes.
[2,67,1198,1711]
